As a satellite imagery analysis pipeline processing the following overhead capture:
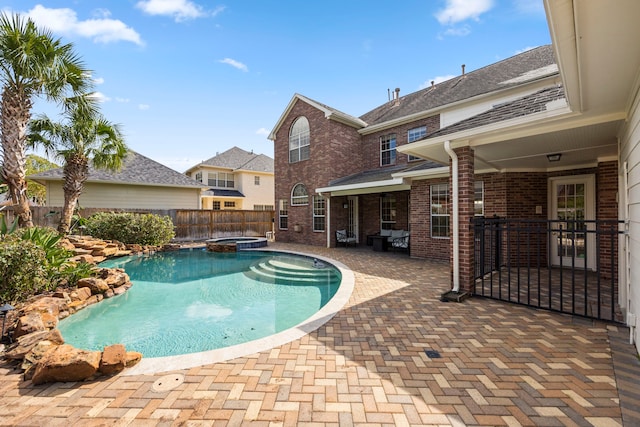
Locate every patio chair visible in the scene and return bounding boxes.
[336,229,357,247]
[391,232,409,253]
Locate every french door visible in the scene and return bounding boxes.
[347,196,359,243]
[549,175,595,270]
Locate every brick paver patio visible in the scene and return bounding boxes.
[1,242,639,426]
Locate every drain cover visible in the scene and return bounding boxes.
[425,349,441,358]
[152,374,185,392]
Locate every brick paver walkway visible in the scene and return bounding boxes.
[1,242,639,426]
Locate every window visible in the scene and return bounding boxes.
[474,181,484,216]
[380,195,396,230]
[380,134,397,166]
[212,201,221,210]
[254,204,274,211]
[279,200,288,229]
[407,126,427,161]
[313,195,326,232]
[208,172,235,188]
[195,171,202,182]
[224,201,236,208]
[289,116,310,163]
[431,184,450,238]
[291,183,309,206]
[254,176,260,185]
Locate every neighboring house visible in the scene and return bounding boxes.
[184,147,274,211]
[29,150,206,209]
[270,0,640,354]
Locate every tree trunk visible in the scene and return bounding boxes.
[1,86,33,228]
[58,155,88,234]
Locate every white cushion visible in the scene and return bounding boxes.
[380,229,392,237]
[391,230,404,238]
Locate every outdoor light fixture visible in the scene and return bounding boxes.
[343,203,349,209]
[547,153,562,162]
[0,303,14,344]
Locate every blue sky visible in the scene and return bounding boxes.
[3,1,550,172]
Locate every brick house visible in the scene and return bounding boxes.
[270,0,640,353]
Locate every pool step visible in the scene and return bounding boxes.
[246,258,336,284]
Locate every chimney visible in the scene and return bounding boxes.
[431,80,435,88]
[461,64,466,75]
[393,87,400,106]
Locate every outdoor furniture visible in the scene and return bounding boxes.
[336,229,357,247]
[370,235,388,252]
[391,233,410,253]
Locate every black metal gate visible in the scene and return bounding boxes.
[473,217,624,322]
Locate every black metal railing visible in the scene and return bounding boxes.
[473,217,625,322]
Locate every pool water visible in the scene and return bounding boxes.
[58,250,341,357]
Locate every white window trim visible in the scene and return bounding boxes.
[380,134,397,166]
[312,195,326,232]
[431,183,450,239]
[291,183,309,206]
[279,199,288,230]
[380,195,396,230]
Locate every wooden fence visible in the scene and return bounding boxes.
[2,206,275,242]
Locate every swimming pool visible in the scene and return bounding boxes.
[58,250,350,366]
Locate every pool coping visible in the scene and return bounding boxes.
[123,248,355,376]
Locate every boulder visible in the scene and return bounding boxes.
[71,287,92,302]
[31,344,101,385]
[125,351,142,367]
[13,312,45,339]
[22,340,58,380]
[99,268,130,288]
[5,329,64,361]
[112,286,128,296]
[77,277,110,294]
[99,344,126,375]
[22,296,68,319]
[40,312,58,329]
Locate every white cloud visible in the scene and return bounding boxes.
[419,75,457,89]
[115,97,130,103]
[219,58,248,72]
[22,5,143,46]
[442,26,471,37]
[89,92,110,103]
[435,0,494,25]
[138,104,150,110]
[515,46,536,55]
[255,128,269,136]
[93,77,105,85]
[136,0,216,22]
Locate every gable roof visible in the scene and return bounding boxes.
[29,150,206,189]
[359,45,558,127]
[268,94,367,140]
[185,146,274,174]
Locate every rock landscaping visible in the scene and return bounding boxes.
[1,235,161,384]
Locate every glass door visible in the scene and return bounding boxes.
[549,175,595,269]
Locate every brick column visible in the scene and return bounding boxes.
[452,146,475,294]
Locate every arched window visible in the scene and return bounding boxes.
[289,117,310,163]
[291,183,309,206]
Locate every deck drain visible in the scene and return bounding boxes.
[152,374,185,392]
[425,350,441,358]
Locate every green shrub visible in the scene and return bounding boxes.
[85,212,175,246]
[19,226,93,288]
[0,235,49,304]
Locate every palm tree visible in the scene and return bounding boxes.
[28,99,127,234]
[0,13,93,227]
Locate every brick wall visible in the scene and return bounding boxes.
[361,116,440,170]
[274,99,362,245]
[597,161,619,278]
[410,179,450,261]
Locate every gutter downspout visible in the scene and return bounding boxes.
[444,141,460,292]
